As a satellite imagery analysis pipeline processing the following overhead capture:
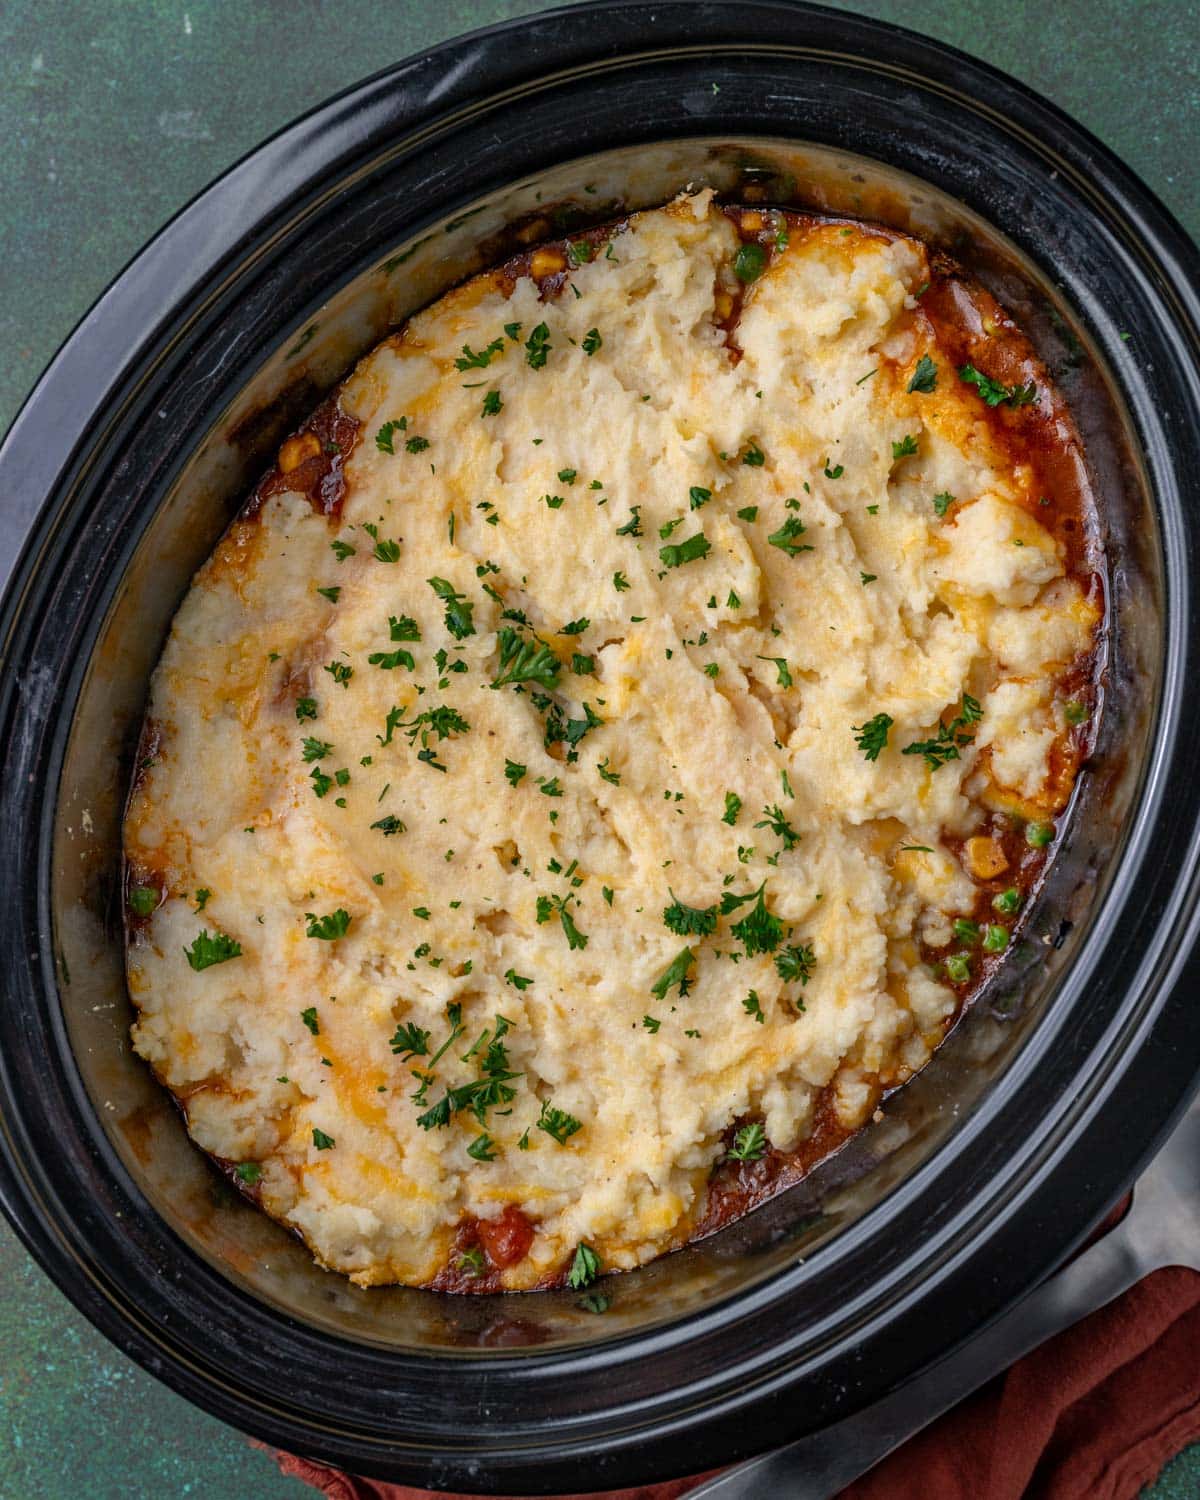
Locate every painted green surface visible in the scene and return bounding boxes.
[0,2,1196,1496]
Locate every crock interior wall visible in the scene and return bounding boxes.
[50,135,1157,1353]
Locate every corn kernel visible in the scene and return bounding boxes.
[279,431,322,473]
[965,835,1008,880]
[530,248,566,278]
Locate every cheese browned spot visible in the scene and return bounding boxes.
[124,193,1102,1290]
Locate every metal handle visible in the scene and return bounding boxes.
[688,1095,1200,1500]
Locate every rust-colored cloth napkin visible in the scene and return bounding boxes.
[265,1266,1200,1500]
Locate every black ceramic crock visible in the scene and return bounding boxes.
[2,2,1199,1492]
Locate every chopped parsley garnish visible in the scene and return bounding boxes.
[542,493,565,510]
[427,576,475,639]
[727,1121,768,1161]
[757,656,793,688]
[823,462,844,480]
[767,516,814,557]
[525,321,552,369]
[360,522,400,563]
[539,776,563,798]
[560,616,589,635]
[860,572,876,586]
[184,930,242,971]
[371,814,406,835]
[567,1243,601,1288]
[504,759,527,787]
[309,765,334,798]
[659,532,711,569]
[535,892,589,950]
[368,647,415,671]
[389,703,469,770]
[405,435,430,454]
[642,1014,661,1033]
[615,507,642,537]
[755,804,800,851]
[305,908,351,941]
[331,539,356,561]
[933,491,955,517]
[295,697,318,722]
[481,389,502,417]
[689,485,712,509]
[651,946,695,1000]
[662,892,718,938]
[902,695,982,771]
[722,791,742,825]
[194,888,211,911]
[467,1132,499,1162]
[742,990,765,1023]
[582,327,602,356]
[733,243,767,283]
[542,699,603,753]
[891,434,919,459]
[389,1021,430,1057]
[375,419,407,454]
[504,969,533,991]
[312,1128,335,1150]
[571,653,594,675]
[300,1007,320,1036]
[324,660,353,688]
[455,338,505,370]
[597,757,620,785]
[492,626,560,687]
[737,505,758,522]
[742,441,766,467]
[775,942,816,985]
[853,712,893,762]
[720,881,783,956]
[537,1098,583,1145]
[613,571,631,592]
[907,354,938,393]
[958,363,1039,408]
[316,585,340,603]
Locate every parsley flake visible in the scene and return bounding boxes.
[853,712,893,761]
[907,354,938,394]
[184,930,242,971]
[728,1121,767,1161]
[305,909,350,941]
[659,532,711,569]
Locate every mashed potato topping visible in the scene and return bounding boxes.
[124,194,1102,1289]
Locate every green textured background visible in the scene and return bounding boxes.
[1,2,1197,1497]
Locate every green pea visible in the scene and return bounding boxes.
[945,952,971,984]
[992,887,1020,916]
[983,925,1009,953]
[733,243,767,283]
[1026,821,1054,849]
[953,919,981,945]
[128,885,158,917]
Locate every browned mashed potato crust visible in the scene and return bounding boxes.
[125,194,1103,1290]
